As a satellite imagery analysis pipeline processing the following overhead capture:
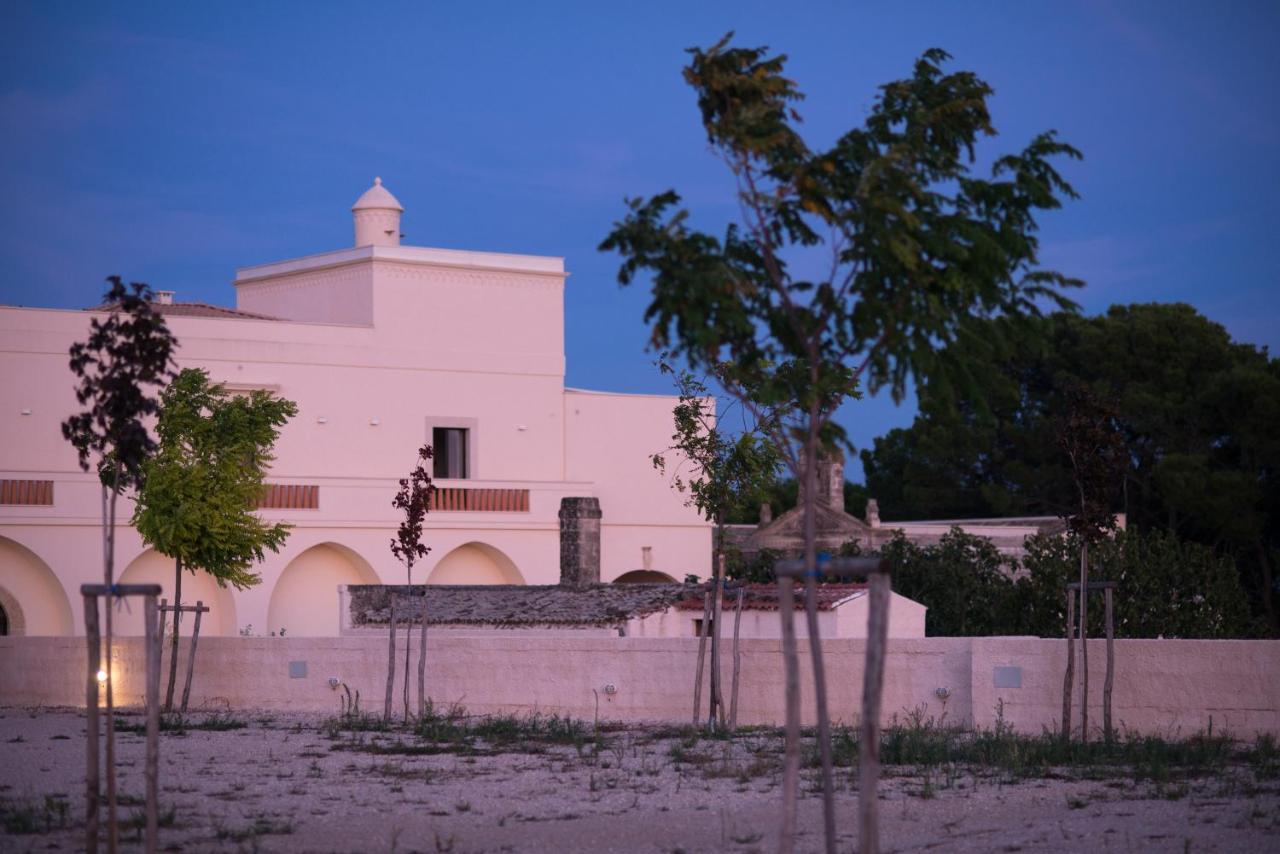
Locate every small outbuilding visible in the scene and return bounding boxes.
[342,582,926,639]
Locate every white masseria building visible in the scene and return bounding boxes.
[0,179,711,638]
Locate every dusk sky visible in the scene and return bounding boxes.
[3,2,1277,479]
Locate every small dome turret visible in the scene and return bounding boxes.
[351,177,403,247]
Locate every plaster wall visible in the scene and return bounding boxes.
[4,636,1273,737]
[627,591,926,639]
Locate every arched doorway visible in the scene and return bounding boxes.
[0,536,73,636]
[116,549,239,637]
[267,544,378,636]
[427,542,524,585]
[613,570,679,584]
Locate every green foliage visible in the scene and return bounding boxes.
[62,277,177,492]
[390,444,435,584]
[1018,529,1256,639]
[132,368,297,590]
[651,359,781,544]
[601,35,1081,478]
[880,529,1020,636]
[860,303,1280,633]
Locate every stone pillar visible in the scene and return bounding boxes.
[799,447,845,510]
[559,497,602,587]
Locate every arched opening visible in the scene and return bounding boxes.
[268,543,378,637]
[613,569,679,584]
[116,549,239,637]
[427,542,524,586]
[0,536,72,636]
[0,599,11,636]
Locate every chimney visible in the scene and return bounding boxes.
[559,497,602,587]
[866,499,881,528]
[758,502,773,528]
[155,290,174,305]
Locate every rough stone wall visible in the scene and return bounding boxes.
[559,497,602,587]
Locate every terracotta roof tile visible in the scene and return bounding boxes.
[87,301,280,320]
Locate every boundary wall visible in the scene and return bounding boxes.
[1,636,1275,737]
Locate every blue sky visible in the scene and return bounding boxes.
[3,2,1277,480]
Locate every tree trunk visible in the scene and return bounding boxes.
[1256,541,1277,636]
[1062,588,1075,741]
[1079,541,1090,744]
[384,595,397,722]
[801,432,837,854]
[165,558,183,713]
[777,572,800,854]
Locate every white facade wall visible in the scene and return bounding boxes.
[0,186,711,637]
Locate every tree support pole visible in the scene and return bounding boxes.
[1104,586,1115,742]
[84,595,100,854]
[729,585,744,732]
[144,594,160,854]
[1062,589,1075,740]
[693,590,711,726]
[384,595,397,723]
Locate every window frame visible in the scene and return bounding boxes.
[424,416,479,480]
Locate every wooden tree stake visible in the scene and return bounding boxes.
[417,590,428,717]
[179,602,205,713]
[384,594,397,722]
[1104,585,1115,741]
[144,595,160,854]
[729,585,744,731]
[84,595,100,854]
[776,573,800,854]
[859,570,891,854]
[693,589,711,725]
[1062,588,1075,740]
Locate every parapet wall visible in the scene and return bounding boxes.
[1,636,1275,737]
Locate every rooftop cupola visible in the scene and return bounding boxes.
[351,177,403,247]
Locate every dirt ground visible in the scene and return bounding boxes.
[1,707,1277,853]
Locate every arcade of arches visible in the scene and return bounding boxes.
[426,542,524,586]
[0,537,532,637]
[0,536,73,636]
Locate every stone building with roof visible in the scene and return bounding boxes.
[726,451,1073,567]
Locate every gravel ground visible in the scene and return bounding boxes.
[1,707,1277,853]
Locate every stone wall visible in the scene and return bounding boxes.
[1,636,1275,737]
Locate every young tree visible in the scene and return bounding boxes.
[132,368,297,711]
[651,358,781,727]
[601,36,1081,853]
[62,276,176,852]
[389,444,435,720]
[1056,383,1127,741]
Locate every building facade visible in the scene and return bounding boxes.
[0,180,711,638]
